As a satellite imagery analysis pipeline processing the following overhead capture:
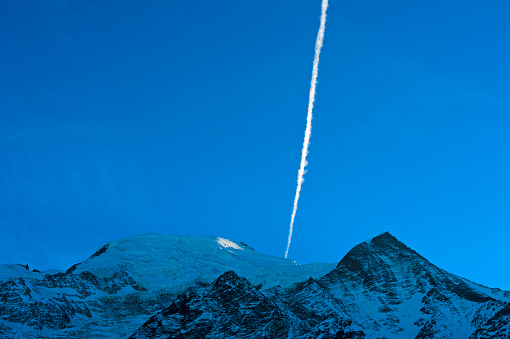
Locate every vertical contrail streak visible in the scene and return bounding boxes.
[285,0,329,258]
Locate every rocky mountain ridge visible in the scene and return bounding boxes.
[1,232,509,338]
[0,233,335,338]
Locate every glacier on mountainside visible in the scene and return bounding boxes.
[1,232,509,338]
[0,233,335,338]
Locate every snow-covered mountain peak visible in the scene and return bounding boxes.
[1,232,509,338]
[362,231,408,250]
[317,232,510,338]
[216,237,243,250]
[337,231,416,271]
[67,233,334,293]
[368,230,400,243]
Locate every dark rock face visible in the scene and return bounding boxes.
[1,232,509,338]
[103,269,147,294]
[36,269,145,296]
[89,244,110,260]
[317,232,508,338]
[129,271,364,339]
[37,271,100,297]
[469,306,510,339]
[129,232,510,339]
[65,244,110,274]
[239,242,255,251]
[0,268,152,337]
[0,277,91,330]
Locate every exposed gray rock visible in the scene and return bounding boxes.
[129,232,510,339]
[1,232,509,338]
[129,271,364,339]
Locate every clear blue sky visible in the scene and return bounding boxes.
[1,0,509,290]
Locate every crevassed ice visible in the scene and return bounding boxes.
[216,237,243,250]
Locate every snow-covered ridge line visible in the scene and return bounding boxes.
[1,232,509,338]
[0,233,336,338]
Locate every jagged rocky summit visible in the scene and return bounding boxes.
[1,232,509,338]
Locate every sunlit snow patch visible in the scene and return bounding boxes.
[217,237,243,250]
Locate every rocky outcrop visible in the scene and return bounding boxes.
[0,277,91,330]
[469,306,510,338]
[1,232,509,338]
[0,268,152,337]
[129,271,364,339]
[129,232,510,339]
[36,269,146,296]
[316,232,508,338]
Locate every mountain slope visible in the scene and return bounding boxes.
[129,271,364,339]
[70,233,335,293]
[1,232,508,338]
[130,232,510,339]
[0,233,334,338]
[315,232,509,338]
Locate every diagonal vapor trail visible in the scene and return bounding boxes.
[285,0,329,258]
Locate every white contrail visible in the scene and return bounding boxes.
[285,0,329,259]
